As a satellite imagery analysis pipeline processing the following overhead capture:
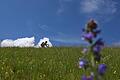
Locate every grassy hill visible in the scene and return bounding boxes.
[0,47,120,80]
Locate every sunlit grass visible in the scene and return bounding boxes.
[0,47,120,80]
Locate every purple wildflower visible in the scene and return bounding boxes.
[82,32,94,43]
[98,64,107,75]
[79,60,85,68]
[83,32,94,39]
[80,20,106,79]
[82,75,87,80]
[81,75,94,80]
[92,39,104,62]
[82,48,88,54]
[93,45,101,53]
[79,59,88,69]
[95,38,104,47]
[92,30,101,38]
[92,38,104,54]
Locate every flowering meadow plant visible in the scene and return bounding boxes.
[79,19,107,80]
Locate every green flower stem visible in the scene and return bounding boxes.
[90,45,99,80]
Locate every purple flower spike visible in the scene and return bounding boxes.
[98,64,107,75]
[80,20,105,80]
[93,45,102,62]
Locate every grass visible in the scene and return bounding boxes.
[0,47,120,80]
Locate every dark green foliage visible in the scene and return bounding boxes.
[0,47,119,80]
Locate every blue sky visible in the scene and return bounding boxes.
[0,0,120,46]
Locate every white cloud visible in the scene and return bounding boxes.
[57,0,73,15]
[80,0,99,13]
[80,0,117,15]
[39,25,49,31]
[0,37,52,48]
[57,7,64,15]
[1,37,35,47]
[57,0,118,17]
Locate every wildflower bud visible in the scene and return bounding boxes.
[82,48,88,54]
[79,60,85,68]
[93,45,101,53]
[81,74,94,80]
[92,30,101,38]
[79,59,88,69]
[86,19,97,32]
[98,64,107,76]
[94,38,104,47]
[94,54,101,62]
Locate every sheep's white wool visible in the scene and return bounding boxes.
[1,39,14,47]
[36,37,52,48]
[1,37,35,47]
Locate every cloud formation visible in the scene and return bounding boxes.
[80,0,117,15]
[57,0,73,15]
[0,37,52,48]
[1,37,35,47]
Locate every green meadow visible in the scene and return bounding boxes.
[0,47,120,80]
